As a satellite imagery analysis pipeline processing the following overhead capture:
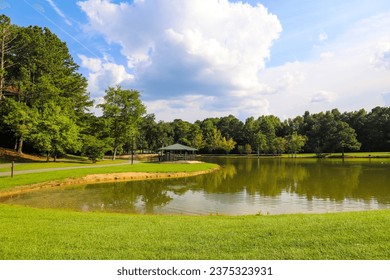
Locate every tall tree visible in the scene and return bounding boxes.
[29,101,81,161]
[333,121,361,157]
[286,132,306,157]
[98,86,146,160]
[2,98,37,153]
[363,107,390,151]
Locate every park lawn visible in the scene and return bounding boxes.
[0,204,389,260]
[279,152,390,158]
[328,152,390,158]
[0,159,130,172]
[0,162,219,190]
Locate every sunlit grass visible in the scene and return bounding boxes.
[0,159,130,172]
[1,204,389,260]
[0,162,219,190]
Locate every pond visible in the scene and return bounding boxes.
[1,157,390,215]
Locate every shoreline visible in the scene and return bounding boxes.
[0,167,220,199]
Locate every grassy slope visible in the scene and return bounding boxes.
[0,162,219,190]
[0,204,389,260]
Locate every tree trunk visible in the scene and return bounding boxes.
[113,146,118,160]
[17,137,23,154]
[46,152,50,162]
[14,138,18,150]
[53,154,57,162]
[0,28,5,100]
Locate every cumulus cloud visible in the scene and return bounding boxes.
[371,42,390,70]
[259,12,390,118]
[77,1,390,121]
[77,0,282,120]
[311,91,336,103]
[79,55,134,97]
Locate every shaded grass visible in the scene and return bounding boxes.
[0,204,389,259]
[0,162,219,190]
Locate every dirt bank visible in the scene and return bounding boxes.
[0,168,219,198]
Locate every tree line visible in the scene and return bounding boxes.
[0,15,389,161]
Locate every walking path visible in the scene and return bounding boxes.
[0,161,139,177]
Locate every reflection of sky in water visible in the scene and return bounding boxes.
[1,158,390,215]
[155,190,384,215]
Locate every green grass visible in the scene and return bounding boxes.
[0,162,219,190]
[0,204,389,259]
[280,152,390,158]
[328,152,390,158]
[0,159,130,172]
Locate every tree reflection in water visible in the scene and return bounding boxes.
[2,158,390,214]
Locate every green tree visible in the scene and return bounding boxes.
[363,107,390,151]
[156,121,174,148]
[29,101,81,161]
[172,119,192,145]
[333,121,361,157]
[98,86,146,160]
[217,115,244,148]
[10,26,90,112]
[273,137,287,155]
[81,135,108,163]
[0,15,17,99]
[244,143,252,154]
[2,98,37,153]
[188,123,204,150]
[286,132,306,157]
[257,116,280,153]
[139,114,159,152]
[254,131,267,156]
[341,109,367,150]
[220,136,236,154]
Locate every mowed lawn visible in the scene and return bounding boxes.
[0,204,389,260]
[0,162,219,190]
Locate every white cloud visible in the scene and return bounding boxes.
[311,91,336,103]
[371,42,390,70]
[320,51,334,59]
[77,1,390,121]
[79,54,134,97]
[318,32,328,42]
[259,12,390,118]
[77,0,281,120]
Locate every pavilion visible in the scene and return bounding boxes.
[158,143,198,161]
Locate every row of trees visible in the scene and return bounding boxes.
[0,15,91,160]
[135,107,389,157]
[0,15,389,161]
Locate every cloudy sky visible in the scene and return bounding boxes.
[2,0,390,121]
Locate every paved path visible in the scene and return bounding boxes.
[0,161,140,177]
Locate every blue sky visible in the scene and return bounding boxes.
[2,0,390,121]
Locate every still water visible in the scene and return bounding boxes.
[2,157,390,215]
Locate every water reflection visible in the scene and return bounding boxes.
[2,158,390,215]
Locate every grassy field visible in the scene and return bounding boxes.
[0,204,389,259]
[201,152,390,159]
[280,152,390,158]
[0,159,130,172]
[0,162,219,190]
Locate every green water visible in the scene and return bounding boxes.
[2,157,390,215]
